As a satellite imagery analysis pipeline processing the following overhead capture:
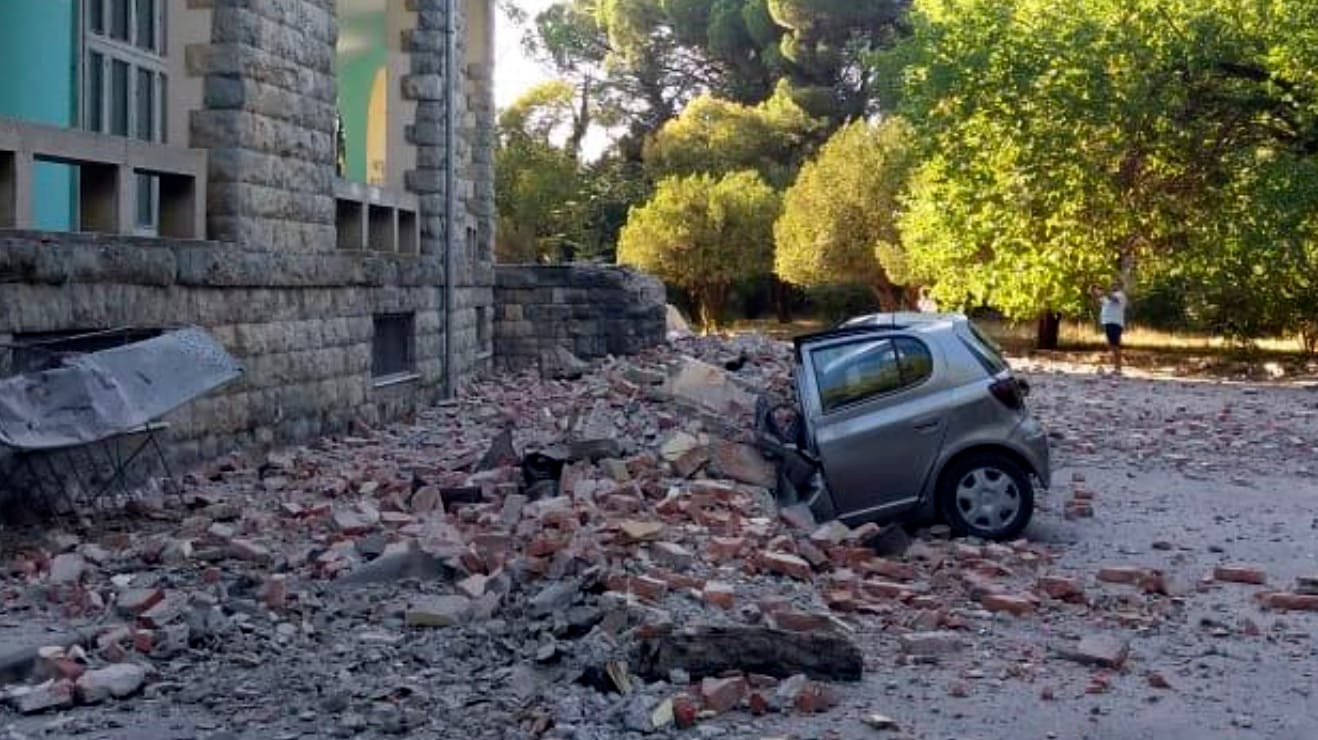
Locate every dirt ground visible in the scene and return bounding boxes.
[3,349,1318,740]
[777,362,1318,740]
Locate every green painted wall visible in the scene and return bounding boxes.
[0,0,78,230]
[337,8,387,183]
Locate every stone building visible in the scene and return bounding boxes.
[0,0,499,466]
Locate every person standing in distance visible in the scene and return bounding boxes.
[1090,279,1127,375]
[917,287,938,314]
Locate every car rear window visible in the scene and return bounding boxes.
[811,336,933,414]
[960,322,1010,375]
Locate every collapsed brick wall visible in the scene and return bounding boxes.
[0,233,465,470]
[493,265,666,371]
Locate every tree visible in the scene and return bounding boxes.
[883,0,1318,347]
[495,83,589,263]
[526,0,910,160]
[618,171,781,327]
[644,82,824,187]
[775,117,917,308]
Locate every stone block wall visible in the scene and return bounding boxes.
[0,233,448,469]
[0,0,502,484]
[192,0,339,251]
[494,265,666,372]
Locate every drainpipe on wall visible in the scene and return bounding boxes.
[442,0,458,399]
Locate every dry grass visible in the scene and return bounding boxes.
[726,315,1317,381]
[978,319,1305,354]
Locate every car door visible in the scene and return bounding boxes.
[801,333,947,521]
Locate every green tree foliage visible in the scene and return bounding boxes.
[617,171,781,327]
[643,82,824,186]
[885,0,1318,337]
[775,118,917,308]
[528,0,907,157]
[495,83,587,263]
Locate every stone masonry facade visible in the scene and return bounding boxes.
[0,233,445,467]
[0,0,499,475]
[494,265,667,373]
[0,1,667,481]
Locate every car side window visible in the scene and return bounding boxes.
[894,337,934,385]
[811,338,902,413]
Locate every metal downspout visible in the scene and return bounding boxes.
[442,0,458,399]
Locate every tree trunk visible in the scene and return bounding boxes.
[1036,311,1061,350]
[870,285,894,312]
[698,286,728,333]
[773,278,792,324]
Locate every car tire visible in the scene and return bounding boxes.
[937,453,1034,541]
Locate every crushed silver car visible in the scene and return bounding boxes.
[756,313,1050,541]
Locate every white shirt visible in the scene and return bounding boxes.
[1100,290,1127,327]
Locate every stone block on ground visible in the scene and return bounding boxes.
[1056,634,1130,669]
[75,663,147,704]
[633,626,863,683]
[405,596,473,628]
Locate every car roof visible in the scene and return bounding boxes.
[793,312,966,354]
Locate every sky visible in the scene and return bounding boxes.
[491,0,616,159]
[493,0,556,111]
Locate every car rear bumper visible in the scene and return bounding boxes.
[1012,415,1051,490]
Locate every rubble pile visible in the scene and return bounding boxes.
[2,334,1316,738]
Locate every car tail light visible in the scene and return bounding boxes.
[989,377,1024,410]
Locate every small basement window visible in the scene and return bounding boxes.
[8,328,163,375]
[371,313,416,384]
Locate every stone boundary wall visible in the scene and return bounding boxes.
[494,265,666,372]
[0,233,493,469]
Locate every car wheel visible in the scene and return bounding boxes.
[937,453,1034,541]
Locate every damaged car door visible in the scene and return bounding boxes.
[800,332,946,524]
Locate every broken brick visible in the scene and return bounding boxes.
[867,558,917,582]
[793,681,838,713]
[707,537,746,561]
[700,676,747,714]
[619,520,666,542]
[651,569,704,591]
[1037,575,1086,603]
[761,552,813,580]
[1137,570,1169,595]
[702,582,735,610]
[1214,566,1267,586]
[138,594,185,629]
[771,610,832,633]
[115,588,164,618]
[672,695,698,728]
[1097,566,1145,584]
[259,575,289,610]
[1258,592,1318,611]
[980,593,1038,617]
[862,579,909,600]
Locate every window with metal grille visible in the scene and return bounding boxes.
[371,313,415,380]
[7,328,164,375]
